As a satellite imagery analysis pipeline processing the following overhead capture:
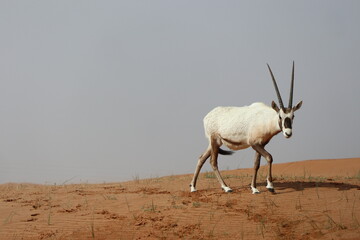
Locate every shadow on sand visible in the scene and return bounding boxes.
[273,180,360,194]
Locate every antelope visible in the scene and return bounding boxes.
[190,62,303,194]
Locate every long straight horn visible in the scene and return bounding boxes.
[288,61,295,108]
[267,64,284,109]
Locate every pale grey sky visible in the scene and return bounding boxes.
[0,1,359,184]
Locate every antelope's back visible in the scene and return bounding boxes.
[203,103,275,139]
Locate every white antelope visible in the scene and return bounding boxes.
[190,62,303,194]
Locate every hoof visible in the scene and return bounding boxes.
[267,188,275,193]
[222,186,233,193]
[251,187,260,194]
[190,185,197,192]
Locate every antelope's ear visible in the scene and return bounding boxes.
[293,101,303,111]
[271,101,280,112]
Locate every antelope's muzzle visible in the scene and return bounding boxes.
[283,117,292,138]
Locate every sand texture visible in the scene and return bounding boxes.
[0,158,359,239]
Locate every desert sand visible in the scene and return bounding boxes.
[0,158,359,239]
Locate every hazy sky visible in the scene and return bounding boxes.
[1,1,359,184]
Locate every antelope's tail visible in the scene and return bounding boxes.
[218,148,234,155]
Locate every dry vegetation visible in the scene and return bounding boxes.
[0,158,359,239]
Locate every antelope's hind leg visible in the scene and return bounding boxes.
[251,151,261,194]
[190,146,211,192]
[210,138,232,193]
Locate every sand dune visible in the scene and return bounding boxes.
[0,158,359,239]
[273,158,360,177]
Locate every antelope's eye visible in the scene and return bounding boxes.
[279,116,282,120]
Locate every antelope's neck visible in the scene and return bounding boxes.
[272,113,282,135]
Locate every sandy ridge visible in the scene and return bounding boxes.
[0,158,359,239]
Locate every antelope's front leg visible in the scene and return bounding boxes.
[252,144,275,193]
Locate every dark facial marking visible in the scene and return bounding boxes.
[283,108,292,114]
[284,117,292,129]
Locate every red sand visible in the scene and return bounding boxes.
[0,158,359,239]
